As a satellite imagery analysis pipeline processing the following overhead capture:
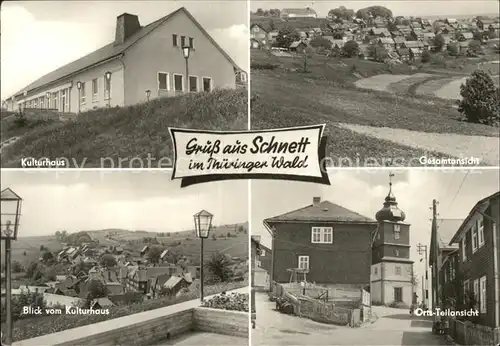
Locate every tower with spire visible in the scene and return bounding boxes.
[371,173,414,307]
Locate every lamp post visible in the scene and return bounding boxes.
[182,45,191,93]
[76,81,82,113]
[193,210,212,303]
[46,92,51,109]
[1,188,23,346]
[145,90,151,102]
[105,71,112,107]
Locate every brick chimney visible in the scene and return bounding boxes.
[114,13,141,46]
[313,197,321,206]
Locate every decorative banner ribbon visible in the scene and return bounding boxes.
[169,125,330,187]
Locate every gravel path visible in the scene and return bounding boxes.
[336,123,499,166]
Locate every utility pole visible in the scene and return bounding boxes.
[431,199,439,311]
[417,242,428,309]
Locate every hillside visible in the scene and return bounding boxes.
[0,222,248,273]
[1,88,247,168]
[90,222,249,263]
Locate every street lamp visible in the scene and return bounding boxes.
[46,92,51,109]
[76,81,82,113]
[1,188,23,346]
[145,89,151,102]
[193,210,213,302]
[182,45,191,93]
[104,71,112,107]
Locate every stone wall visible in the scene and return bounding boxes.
[193,307,248,338]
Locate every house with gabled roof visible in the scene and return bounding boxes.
[445,191,500,329]
[477,19,496,31]
[263,196,377,291]
[369,28,391,38]
[5,7,244,112]
[429,219,464,309]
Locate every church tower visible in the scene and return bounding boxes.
[371,173,414,307]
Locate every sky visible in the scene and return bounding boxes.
[0,170,248,237]
[251,168,500,280]
[250,0,500,17]
[0,0,248,99]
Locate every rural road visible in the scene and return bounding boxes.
[336,123,499,166]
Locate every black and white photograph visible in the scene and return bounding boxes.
[250,1,500,167]
[0,170,249,345]
[250,169,499,345]
[0,1,249,168]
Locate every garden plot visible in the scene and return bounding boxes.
[386,73,436,93]
[415,77,457,97]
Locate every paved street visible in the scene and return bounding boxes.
[157,331,248,345]
[252,292,447,346]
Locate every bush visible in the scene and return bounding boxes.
[457,70,500,126]
[0,292,47,322]
[387,301,409,309]
[201,292,248,312]
[421,50,431,63]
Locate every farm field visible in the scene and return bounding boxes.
[90,223,249,262]
[250,50,499,166]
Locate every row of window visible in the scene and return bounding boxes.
[462,218,485,260]
[172,34,194,48]
[22,88,70,111]
[464,276,487,314]
[158,72,212,93]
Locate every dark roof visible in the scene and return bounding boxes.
[437,219,464,249]
[11,7,240,99]
[264,200,376,224]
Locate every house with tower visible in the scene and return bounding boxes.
[370,174,414,307]
[263,197,377,294]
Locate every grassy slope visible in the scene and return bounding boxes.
[1,89,248,168]
[0,235,63,270]
[250,51,498,165]
[89,223,249,261]
[1,223,248,272]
